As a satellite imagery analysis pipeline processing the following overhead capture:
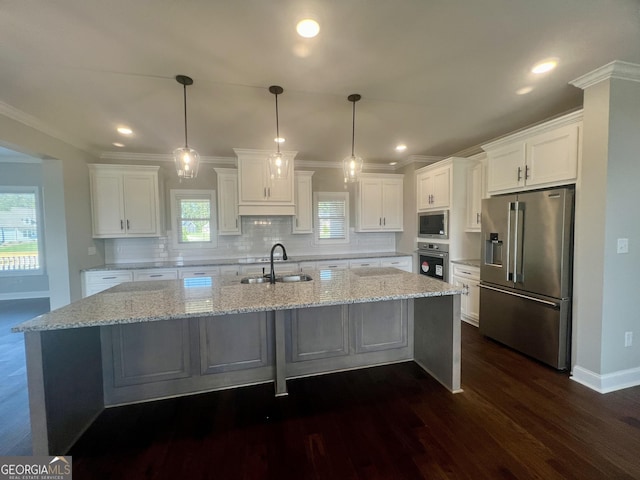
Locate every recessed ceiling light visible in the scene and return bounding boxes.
[531,58,558,74]
[516,86,534,95]
[112,142,125,147]
[296,19,320,38]
[395,144,407,152]
[117,126,133,135]
[389,161,398,166]
[274,137,285,143]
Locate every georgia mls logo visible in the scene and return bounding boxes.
[0,456,72,479]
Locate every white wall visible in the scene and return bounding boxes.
[572,65,640,392]
[0,114,101,304]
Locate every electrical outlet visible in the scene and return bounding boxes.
[625,331,633,347]
[617,238,629,254]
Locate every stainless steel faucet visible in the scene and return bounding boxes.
[269,243,288,284]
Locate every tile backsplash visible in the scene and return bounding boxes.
[105,216,396,264]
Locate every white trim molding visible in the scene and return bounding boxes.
[100,151,236,166]
[571,365,640,394]
[0,101,94,154]
[570,60,640,90]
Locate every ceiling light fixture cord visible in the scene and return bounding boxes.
[274,90,280,154]
[351,97,356,157]
[182,82,189,148]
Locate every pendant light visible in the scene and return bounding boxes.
[173,75,200,179]
[343,93,363,183]
[267,85,289,179]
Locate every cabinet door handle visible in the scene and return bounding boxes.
[477,212,480,224]
[235,218,238,228]
[268,187,271,197]
[295,218,299,227]
[264,187,267,197]
[525,164,530,179]
[120,220,124,230]
[383,217,386,226]
[379,217,382,226]
[126,219,130,230]
[517,166,522,182]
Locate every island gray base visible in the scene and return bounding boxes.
[24,296,460,455]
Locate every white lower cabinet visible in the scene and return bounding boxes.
[133,269,178,281]
[179,267,220,279]
[381,256,413,273]
[451,264,480,326]
[349,258,382,269]
[82,270,133,297]
[316,260,350,270]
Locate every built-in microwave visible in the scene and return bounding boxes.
[418,210,448,239]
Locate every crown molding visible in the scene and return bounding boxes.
[570,60,640,90]
[99,151,236,166]
[0,101,94,154]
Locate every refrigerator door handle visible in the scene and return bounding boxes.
[506,202,513,282]
[514,201,525,283]
[479,284,560,309]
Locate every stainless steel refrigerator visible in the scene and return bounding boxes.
[479,187,574,370]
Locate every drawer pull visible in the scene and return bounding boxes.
[149,274,163,278]
[102,276,117,280]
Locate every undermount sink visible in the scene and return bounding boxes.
[276,274,313,283]
[240,276,269,284]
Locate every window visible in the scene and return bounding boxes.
[0,187,43,274]
[170,190,217,249]
[314,192,349,244]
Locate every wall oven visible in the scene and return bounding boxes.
[418,242,449,282]
[418,210,448,239]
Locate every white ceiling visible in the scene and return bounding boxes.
[1,0,639,164]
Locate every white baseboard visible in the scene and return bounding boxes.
[0,291,49,301]
[571,365,640,393]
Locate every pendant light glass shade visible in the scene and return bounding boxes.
[173,146,200,179]
[343,94,363,183]
[268,85,289,179]
[173,75,200,179]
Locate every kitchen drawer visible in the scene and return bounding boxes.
[349,258,381,269]
[133,269,178,281]
[85,270,133,283]
[381,256,413,273]
[316,260,349,270]
[452,264,480,281]
[299,261,316,272]
[179,267,220,279]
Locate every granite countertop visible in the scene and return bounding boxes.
[82,252,414,272]
[14,268,461,332]
[450,259,481,268]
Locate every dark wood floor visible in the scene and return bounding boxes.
[68,323,640,480]
[0,298,50,456]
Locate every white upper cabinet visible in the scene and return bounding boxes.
[215,168,241,235]
[355,174,404,232]
[89,164,161,238]
[416,162,451,211]
[483,111,582,195]
[292,171,314,234]
[235,148,295,216]
[465,155,485,232]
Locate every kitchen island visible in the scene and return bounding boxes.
[14,267,462,455]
